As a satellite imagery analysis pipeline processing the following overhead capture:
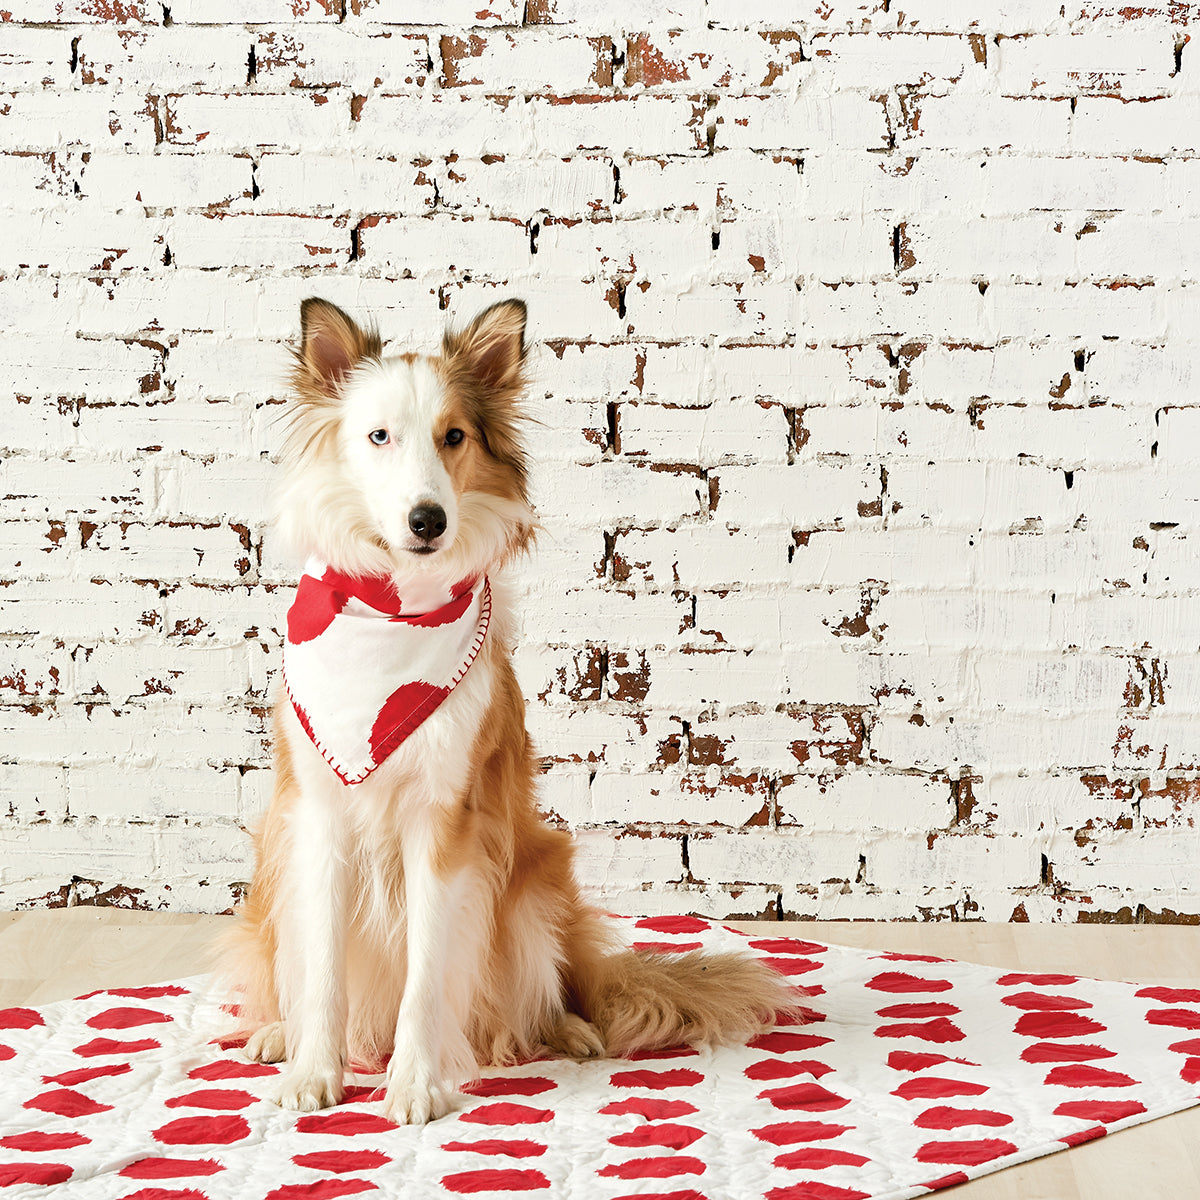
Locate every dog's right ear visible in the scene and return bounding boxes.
[298,298,381,396]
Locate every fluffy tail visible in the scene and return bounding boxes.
[565,917,801,1056]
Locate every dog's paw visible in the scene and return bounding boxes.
[244,1020,288,1064]
[382,1076,456,1125]
[545,1013,605,1058]
[274,1064,344,1113]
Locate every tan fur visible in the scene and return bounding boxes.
[220,297,799,1113]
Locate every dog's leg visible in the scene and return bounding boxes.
[273,780,348,1113]
[382,814,481,1125]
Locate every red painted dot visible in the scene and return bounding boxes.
[296,1112,397,1136]
[760,957,822,976]
[875,1003,960,1019]
[291,1150,391,1173]
[108,985,189,999]
[1054,1099,1147,1122]
[441,1141,546,1158]
[1146,1008,1200,1029]
[914,1138,1018,1166]
[164,1088,257,1110]
[0,1131,90,1151]
[340,570,402,615]
[396,589,473,628]
[597,1156,706,1180]
[914,1107,1014,1130]
[120,1158,225,1179]
[873,1018,965,1044]
[0,1007,44,1030]
[119,1189,210,1200]
[609,1068,703,1090]
[459,1103,554,1126]
[1169,1037,1200,1054]
[997,973,1078,986]
[43,1063,133,1087]
[152,1115,251,1145]
[188,1060,279,1081]
[1180,1057,1200,1084]
[748,1031,833,1053]
[86,1006,173,1030]
[609,1124,705,1150]
[0,1164,72,1186]
[625,1046,700,1061]
[598,1099,698,1120]
[745,1059,833,1082]
[0,1045,12,1062]
[441,1168,550,1193]
[758,1082,850,1112]
[210,1032,249,1051]
[604,1193,705,1200]
[765,1184,870,1200]
[635,916,710,934]
[865,973,954,994]
[632,942,705,954]
[370,681,450,762]
[1012,1012,1106,1040]
[606,1193,705,1200]
[461,1077,556,1098]
[918,1172,970,1191]
[774,1009,825,1027]
[1060,1125,1107,1147]
[874,952,948,964]
[892,1078,989,1101]
[73,1036,161,1057]
[288,572,351,643]
[1019,1042,1115,1063]
[750,938,827,956]
[751,1121,854,1146]
[1043,1064,1139,1089]
[24,1088,114,1117]
[886,1051,978,1073]
[770,1148,871,1170]
[1001,992,1093,1012]
[1138,986,1200,1003]
[265,1181,378,1200]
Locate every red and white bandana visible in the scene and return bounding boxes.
[282,559,491,785]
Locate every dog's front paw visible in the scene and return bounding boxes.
[274,1064,344,1113]
[245,1020,288,1064]
[382,1075,456,1125]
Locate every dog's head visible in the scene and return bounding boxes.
[277,298,535,586]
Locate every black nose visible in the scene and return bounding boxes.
[408,504,447,542]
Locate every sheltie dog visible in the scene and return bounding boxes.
[220,297,795,1124]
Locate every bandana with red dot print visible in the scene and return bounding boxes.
[282,560,491,785]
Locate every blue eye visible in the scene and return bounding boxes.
[445,428,465,447]
[369,429,389,446]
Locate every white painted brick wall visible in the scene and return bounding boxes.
[1,2,1197,926]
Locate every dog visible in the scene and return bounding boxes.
[220,297,796,1124]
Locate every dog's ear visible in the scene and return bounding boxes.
[298,298,381,396]
[443,299,527,398]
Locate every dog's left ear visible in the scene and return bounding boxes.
[443,299,527,398]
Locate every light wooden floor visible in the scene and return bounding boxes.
[3,910,1200,1199]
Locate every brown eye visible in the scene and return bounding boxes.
[444,428,465,447]
[369,429,389,446]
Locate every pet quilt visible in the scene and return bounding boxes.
[2,916,1199,1199]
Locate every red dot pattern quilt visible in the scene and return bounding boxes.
[3,916,1199,1199]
